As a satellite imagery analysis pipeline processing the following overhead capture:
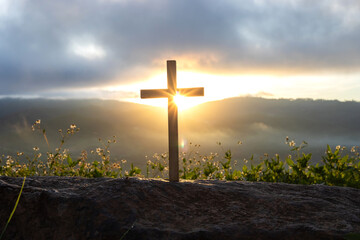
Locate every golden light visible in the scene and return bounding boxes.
[173,92,195,110]
[106,71,306,109]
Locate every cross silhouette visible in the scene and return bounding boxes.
[140,60,204,182]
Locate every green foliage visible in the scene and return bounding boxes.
[1,120,360,189]
[128,163,141,177]
[0,120,137,179]
[318,145,360,188]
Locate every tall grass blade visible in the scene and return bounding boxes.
[0,176,26,240]
[119,222,135,240]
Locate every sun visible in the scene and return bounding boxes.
[173,93,186,108]
[173,92,202,110]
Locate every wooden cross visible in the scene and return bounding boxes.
[140,60,204,182]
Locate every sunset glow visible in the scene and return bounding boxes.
[1,0,360,103]
[113,69,360,110]
[173,92,202,110]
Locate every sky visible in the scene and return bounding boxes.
[1,0,360,107]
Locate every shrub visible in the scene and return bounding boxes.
[1,120,359,189]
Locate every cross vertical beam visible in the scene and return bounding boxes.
[167,61,179,182]
[140,60,204,182]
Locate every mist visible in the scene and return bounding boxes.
[1,97,359,169]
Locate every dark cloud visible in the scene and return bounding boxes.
[0,0,359,95]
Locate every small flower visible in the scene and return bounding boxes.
[351,146,356,153]
[96,148,102,153]
[336,145,341,150]
[35,119,41,124]
[237,141,242,145]
[17,152,23,156]
[121,159,127,164]
[70,124,76,129]
[33,146,40,151]
[289,140,296,147]
[6,159,14,165]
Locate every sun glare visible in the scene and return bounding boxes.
[109,71,317,109]
[173,93,195,110]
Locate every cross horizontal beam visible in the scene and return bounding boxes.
[140,89,170,99]
[141,87,204,99]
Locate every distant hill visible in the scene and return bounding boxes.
[1,97,360,168]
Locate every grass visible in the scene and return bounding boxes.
[0,120,359,188]
[0,176,26,240]
[0,120,359,239]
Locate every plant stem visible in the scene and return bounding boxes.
[0,176,26,240]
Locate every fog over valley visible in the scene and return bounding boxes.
[1,97,359,169]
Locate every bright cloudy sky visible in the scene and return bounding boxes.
[1,0,360,105]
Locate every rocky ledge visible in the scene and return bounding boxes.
[0,176,359,240]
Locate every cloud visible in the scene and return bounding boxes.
[252,92,274,98]
[0,0,360,96]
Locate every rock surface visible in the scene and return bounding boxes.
[0,176,359,240]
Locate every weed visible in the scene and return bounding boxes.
[0,177,26,240]
[0,121,359,189]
